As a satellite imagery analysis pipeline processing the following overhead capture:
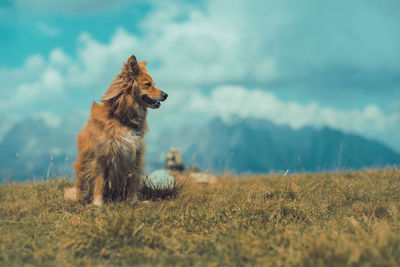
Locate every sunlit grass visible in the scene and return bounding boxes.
[0,170,399,266]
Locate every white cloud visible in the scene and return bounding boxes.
[0,63,65,116]
[49,48,72,68]
[36,111,62,128]
[0,30,135,114]
[14,0,134,14]
[0,54,46,98]
[137,2,279,87]
[4,0,399,96]
[35,22,60,37]
[5,0,398,106]
[144,0,400,89]
[4,68,65,108]
[67,29,139,90]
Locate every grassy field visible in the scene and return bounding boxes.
[0,170,399,266]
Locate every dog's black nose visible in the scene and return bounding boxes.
[162,93,168,100]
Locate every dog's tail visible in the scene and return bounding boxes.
[64,187,78,201]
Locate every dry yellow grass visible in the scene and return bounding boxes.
[0,170,399,266]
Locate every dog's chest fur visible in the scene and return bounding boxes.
[118,131,144,158]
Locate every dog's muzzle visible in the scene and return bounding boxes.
[141,93,168,109]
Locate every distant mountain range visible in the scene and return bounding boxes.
[152,118,399,173]
[1,117,399,181]
[146,118,400,173]
[0,115,82,181]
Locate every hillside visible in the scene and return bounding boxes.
[149,118,400,173]
[1,170,399,266]
[1,117,399,181]
[0,117,80,181]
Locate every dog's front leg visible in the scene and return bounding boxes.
[126,143,145,202]
[126,173,139,202]
[93,173,104,206]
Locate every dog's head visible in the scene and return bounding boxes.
[102,54,167,109]
[127,55,168,109]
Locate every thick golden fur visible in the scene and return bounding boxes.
[64,54,167,205]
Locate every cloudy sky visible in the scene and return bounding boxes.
[1,0,400,151]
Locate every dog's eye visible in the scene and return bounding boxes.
[145,82,152,87]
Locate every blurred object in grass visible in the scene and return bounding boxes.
[190,172,217,184]
[165,148,185,172]
[141,169,178,200]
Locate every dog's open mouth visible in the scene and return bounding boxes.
[141,95,161,109]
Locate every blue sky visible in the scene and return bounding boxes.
[1,0,400,151]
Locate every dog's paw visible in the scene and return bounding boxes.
[93,199,104,206]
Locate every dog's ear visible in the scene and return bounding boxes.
[127,54,140,76]
[138,61,148,73]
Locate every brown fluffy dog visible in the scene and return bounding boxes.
[64,54,167,205]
